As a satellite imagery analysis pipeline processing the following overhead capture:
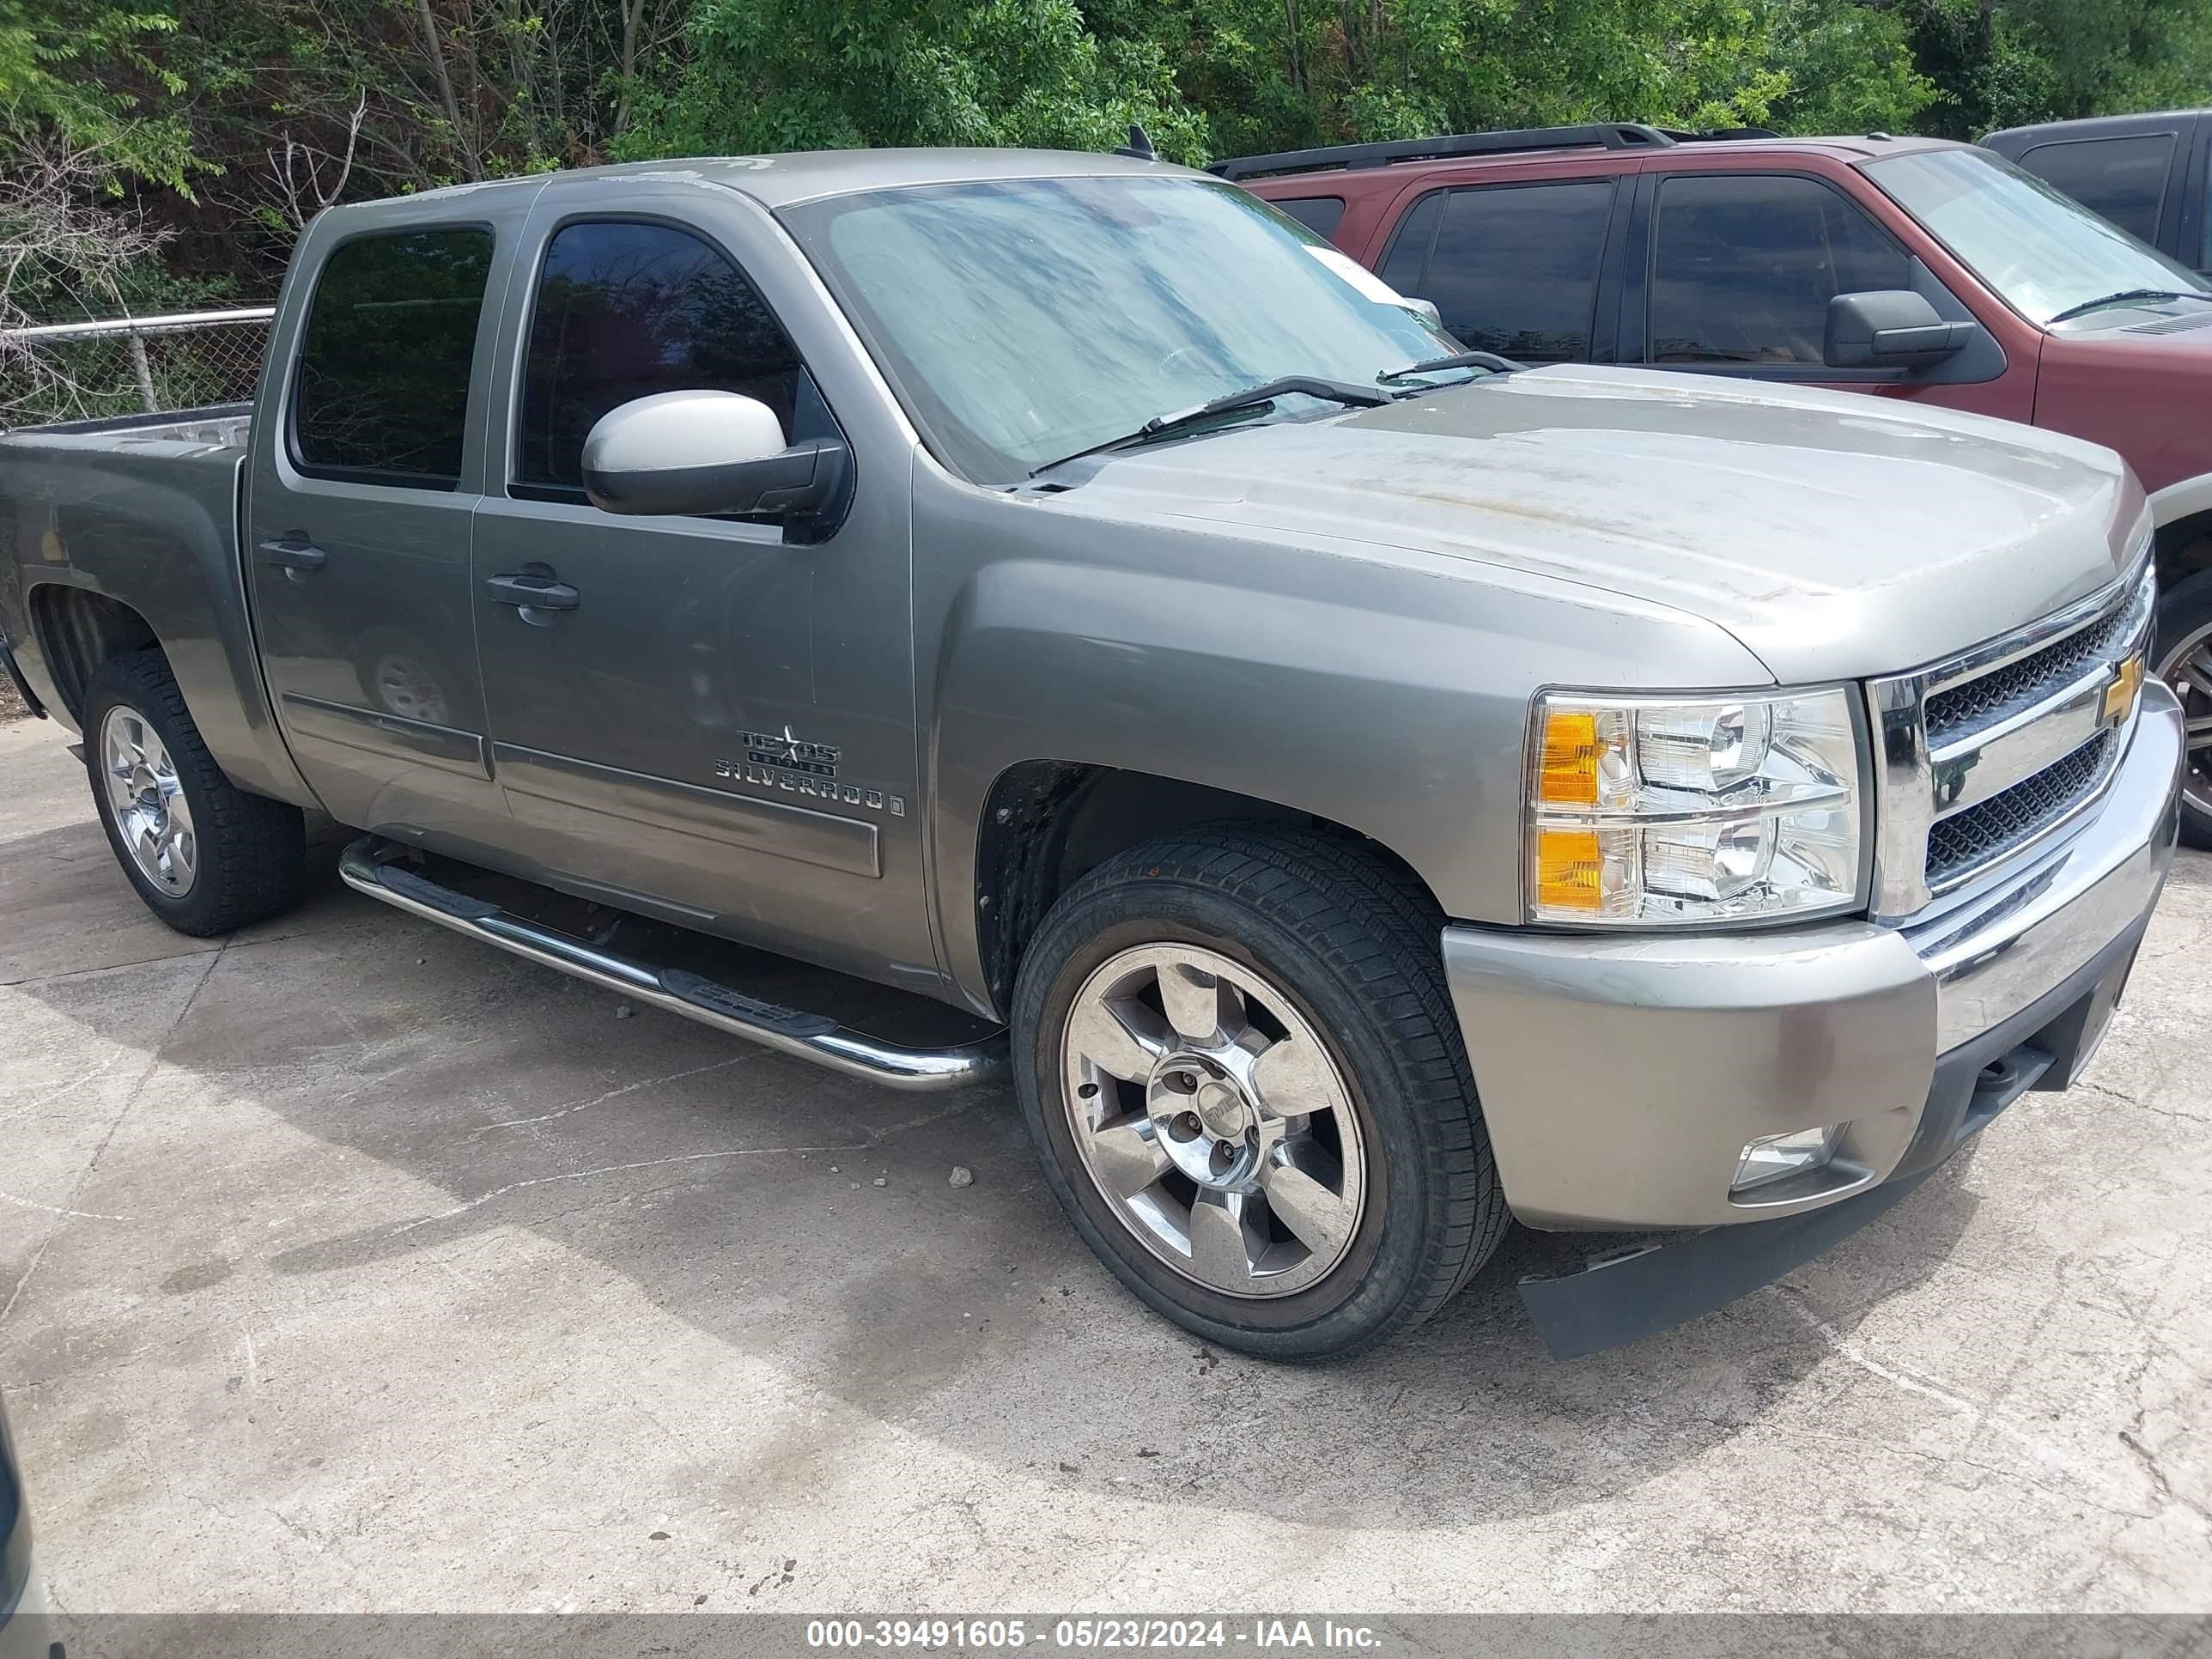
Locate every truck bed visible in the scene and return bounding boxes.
[3,402,252,448]
[0,398,310,807]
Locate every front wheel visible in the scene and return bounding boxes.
[1011,828,1508,1361]
[2154,568,2212,849]
[82,649,307,936]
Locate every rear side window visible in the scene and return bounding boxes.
[1650,173,1911,366]
[1376,191,1446,296]
[516,219,817,495]
[293,228,495,488]
[2017,134,2176,244]
[1402,181,1613,363]
[1272,196,1346,239]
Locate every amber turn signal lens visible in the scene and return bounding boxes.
[1538,709,1601,806]
[1533,827,1603,912]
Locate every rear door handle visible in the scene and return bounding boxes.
[258,537,327,574]
[486,573,580,613]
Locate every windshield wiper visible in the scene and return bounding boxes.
[2047,289,2212,324]
[1379,349,1527,388]
[1030,375,1391,477]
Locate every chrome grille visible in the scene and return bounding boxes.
[1867,551,2155,920]
[1923,602,2138,750]
[1923,729,2118,884]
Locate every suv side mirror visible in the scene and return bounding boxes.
[582,389,850,522]
[1824,290,1978,369]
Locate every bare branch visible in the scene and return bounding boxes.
[0,137,177,422]
[261,90,368,233]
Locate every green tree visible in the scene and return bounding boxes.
[0,0,195,185]
[1903,0,2212,138]
[616,0,1205,161]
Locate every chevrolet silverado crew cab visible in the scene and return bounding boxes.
[1229,124,2212,848]
[0,149,2184,1361]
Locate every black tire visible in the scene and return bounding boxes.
[82,649,307,936]
[1011,825,1508,1361]
[2154,567,2212,850]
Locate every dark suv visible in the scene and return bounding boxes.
[1224,122,2212,841]
[1984,110,2210,276]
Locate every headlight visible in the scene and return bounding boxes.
[1525,687,1864,925]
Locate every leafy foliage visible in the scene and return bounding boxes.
[0,0,2206,307]
[0,0,193,185]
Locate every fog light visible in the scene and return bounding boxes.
[1732,1124,1843,1194]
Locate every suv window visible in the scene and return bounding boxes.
[1272,197,1346,239]
[516,219,821,496]
[1650,173,1912,366]
[1389,181,1613,362]
[1376,191,1445,296]
[2017,134,2176,245]
[293,228,495,487]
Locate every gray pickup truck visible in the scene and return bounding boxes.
[0,149,2184,1360]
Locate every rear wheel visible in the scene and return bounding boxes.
[1011,827,1507,1361]
[82,650,307,936]
[2154,568,2212,849]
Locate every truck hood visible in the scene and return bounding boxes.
[1060,365,2142,684]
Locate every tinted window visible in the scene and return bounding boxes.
[1412,182,1613,362]
[2018,135,2176,244]
[517,220,812,492]
[1273,197,1346,239]
[294,228,494,486]
[1650,174,1911,365]
[1376,191,1445,296]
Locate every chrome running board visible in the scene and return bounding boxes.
[337,837,1006,1092]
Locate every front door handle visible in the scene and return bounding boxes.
[258,537,327,574]
[486,573,580,616]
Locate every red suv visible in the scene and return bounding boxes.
[1224,123,2212,839]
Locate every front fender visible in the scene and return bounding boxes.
[2150,471,2212,532]
[916,477,1774,1012]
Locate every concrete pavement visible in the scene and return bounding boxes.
[3,714,2209,1614]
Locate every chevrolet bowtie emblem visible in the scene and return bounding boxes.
[2104,653,2144,726]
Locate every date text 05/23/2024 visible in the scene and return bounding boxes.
[804,1619,1384,1651]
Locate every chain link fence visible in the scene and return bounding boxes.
[0,307,274,428]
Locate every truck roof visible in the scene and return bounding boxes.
[331,148,1189,222]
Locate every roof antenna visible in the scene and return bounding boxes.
[1114,124,1158,161]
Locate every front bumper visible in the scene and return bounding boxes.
[1443,679,2183,1235]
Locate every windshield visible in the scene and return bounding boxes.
[781,175,1455,485]
[1864,147,2212,328]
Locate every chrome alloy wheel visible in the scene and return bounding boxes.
[2160,622,2212,820]
[1059,944,1367,1298]
[100,704,197,896]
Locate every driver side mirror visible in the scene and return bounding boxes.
[1824,290,1978,370]
[582,389,850,523]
